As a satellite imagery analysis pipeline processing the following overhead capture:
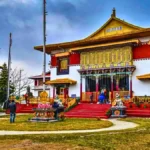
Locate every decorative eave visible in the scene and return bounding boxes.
[136,73,150,80]
[34,29,150,54]
[29,71,51,79]
[69,39,139,52]
[46,78,77,85]
[29,76,50,79]
[32,88,50,90]
[55,52,70,57]
[78,65,136,75]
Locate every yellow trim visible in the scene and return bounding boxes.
[70,39,139,52]
[137,74,150,80]
[46,78,77,85]
[55,52,70,57]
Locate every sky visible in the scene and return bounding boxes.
[0,0,150,77]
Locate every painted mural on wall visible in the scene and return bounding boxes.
[80,46,132,69]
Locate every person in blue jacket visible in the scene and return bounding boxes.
[98,90,105,104]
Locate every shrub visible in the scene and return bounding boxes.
[76,97,80,103]
[106,109,111,116]
[135,102,140,108]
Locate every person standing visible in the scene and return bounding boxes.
[8,100,16,123]
[90,92,93,103]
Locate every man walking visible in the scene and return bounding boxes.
[8,100,16,123]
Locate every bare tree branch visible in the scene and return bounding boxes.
[10,68,33,96]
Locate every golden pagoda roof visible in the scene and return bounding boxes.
[34,9,150,54]
[46,78,77,85]
[137,74,150,80]
[86,16,143,39]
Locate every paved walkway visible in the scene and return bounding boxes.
[0,119,138,135]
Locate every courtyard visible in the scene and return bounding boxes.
[0,115,149,150]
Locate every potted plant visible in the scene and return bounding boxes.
[135,101,140,108]
[143,104,147,109]
[106,109,111,117]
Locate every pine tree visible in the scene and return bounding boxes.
[0,63,14,103]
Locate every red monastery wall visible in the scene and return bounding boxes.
[51,56,57,67]
[69,53,80,65]
[133,44,150,60]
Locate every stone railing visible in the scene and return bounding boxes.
[132,96,150,103]
[82,92,100,102]
[67,98,76,108]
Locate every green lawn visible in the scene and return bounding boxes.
[0,118,150,150]
[0,115,112,131]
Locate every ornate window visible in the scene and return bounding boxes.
[57,57,69,75]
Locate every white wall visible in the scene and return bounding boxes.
[33,91,38,97]
[133,59,150,96]
[50,66,81,97]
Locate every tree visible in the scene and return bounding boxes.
[0,63,14,103]
[10,68,33,96]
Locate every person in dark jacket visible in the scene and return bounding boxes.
[8,100,16,123]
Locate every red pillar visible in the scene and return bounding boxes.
[80,76,82,101]
[129,74,132,98]
[64,88,67,99]
[96,76,99,102]
[53,86,55,99]
[111,75,113,100]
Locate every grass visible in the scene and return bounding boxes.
[0,108,5,112]
[0,118,150,149]
[0,115,112,131]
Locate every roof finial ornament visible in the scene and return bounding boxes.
[111,8,116,17]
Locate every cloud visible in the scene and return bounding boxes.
[0,0,37,6]
[0,55,43,77]
[1,0,150,80]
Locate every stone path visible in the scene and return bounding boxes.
[0,119,138,135]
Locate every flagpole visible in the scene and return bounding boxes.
[7,33,12,100]
[43,0,46,91]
